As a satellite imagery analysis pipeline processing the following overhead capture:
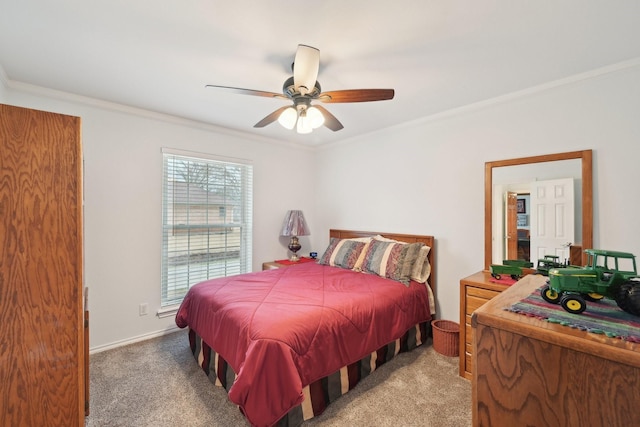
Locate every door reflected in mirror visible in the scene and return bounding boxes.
[484,150,593,270]
[492,160,580,264]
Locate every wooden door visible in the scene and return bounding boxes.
[0,104,84,426]
[529,178,575,263]
[505,192,518,260]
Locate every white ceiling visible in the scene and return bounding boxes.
[2,1,640,146]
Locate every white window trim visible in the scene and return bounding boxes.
[160,147,253,307]
[156,304,180,318]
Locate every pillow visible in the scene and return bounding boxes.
[411,245,432,283]
[360,239,424,285]
[318,238,367,269]
[351,237,374,271]
[372,235,431,283]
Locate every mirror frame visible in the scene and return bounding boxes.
[484,149,593,270]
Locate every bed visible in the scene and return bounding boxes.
[175,229,436,427]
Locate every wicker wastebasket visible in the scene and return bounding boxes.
[431,319,460,357]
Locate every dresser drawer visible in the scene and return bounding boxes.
[465,322,473,345]
[465,351,474,375]
[467,286,501,300]
[460,272,508,379]
[466,294,493,314]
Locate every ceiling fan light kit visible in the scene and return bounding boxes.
[206,44,395,134]
[305,106,324,129]
[278,103,325,134]
[277,107,297,130]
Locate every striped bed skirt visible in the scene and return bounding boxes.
[188,320,431,426]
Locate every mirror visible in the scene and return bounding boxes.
[484,150,593,270]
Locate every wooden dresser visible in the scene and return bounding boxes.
[0,104,86,425]
[459,271,508,379]
[472,274,640,427]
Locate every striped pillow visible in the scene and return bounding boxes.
[361,239,425,285]
[372,236,431,283]
[318,238,367,269]
[411,246,432,283]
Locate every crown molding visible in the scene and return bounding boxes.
[4,57,639,152]
[3,77,314,151]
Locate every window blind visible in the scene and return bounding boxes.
[161,149,253,307]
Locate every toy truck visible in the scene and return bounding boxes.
[490,260,534,280]
[541,249,640,315]
[535,255,569,276]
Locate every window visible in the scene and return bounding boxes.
[161,149,253,307]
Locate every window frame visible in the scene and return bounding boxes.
[160,148,253,310]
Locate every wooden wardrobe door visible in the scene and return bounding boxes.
[0,104,84,426]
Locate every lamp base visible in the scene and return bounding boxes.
[288,236,302,262]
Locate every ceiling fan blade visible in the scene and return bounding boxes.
[293,45,320,96]
[314,105,344,131]
[254,106,290,128]
[318,89,394,103]
[206,84,288,100]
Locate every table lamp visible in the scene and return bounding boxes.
[280,210,310,261]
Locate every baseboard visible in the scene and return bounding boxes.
[89,326,183,354]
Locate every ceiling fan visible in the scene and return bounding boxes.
[205,45,395,134]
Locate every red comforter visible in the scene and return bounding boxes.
[175,262,432,427]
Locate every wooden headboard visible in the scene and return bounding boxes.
[329,229,436,297]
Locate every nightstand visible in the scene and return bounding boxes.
[262,261,288,270]
[262,257,316,271]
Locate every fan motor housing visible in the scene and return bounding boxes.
[282,76,321,98]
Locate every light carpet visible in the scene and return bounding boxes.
[86,329,471,426]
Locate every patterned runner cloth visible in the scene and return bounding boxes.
[506,286,640,343]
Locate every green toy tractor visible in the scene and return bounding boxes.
[541,249,640,315]
[536,255,569,276]
[490,259,534,280]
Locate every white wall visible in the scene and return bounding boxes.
[2,86,317,350]
[0,71,7,100]
[315,62,640,321]
[3,61,639,350]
